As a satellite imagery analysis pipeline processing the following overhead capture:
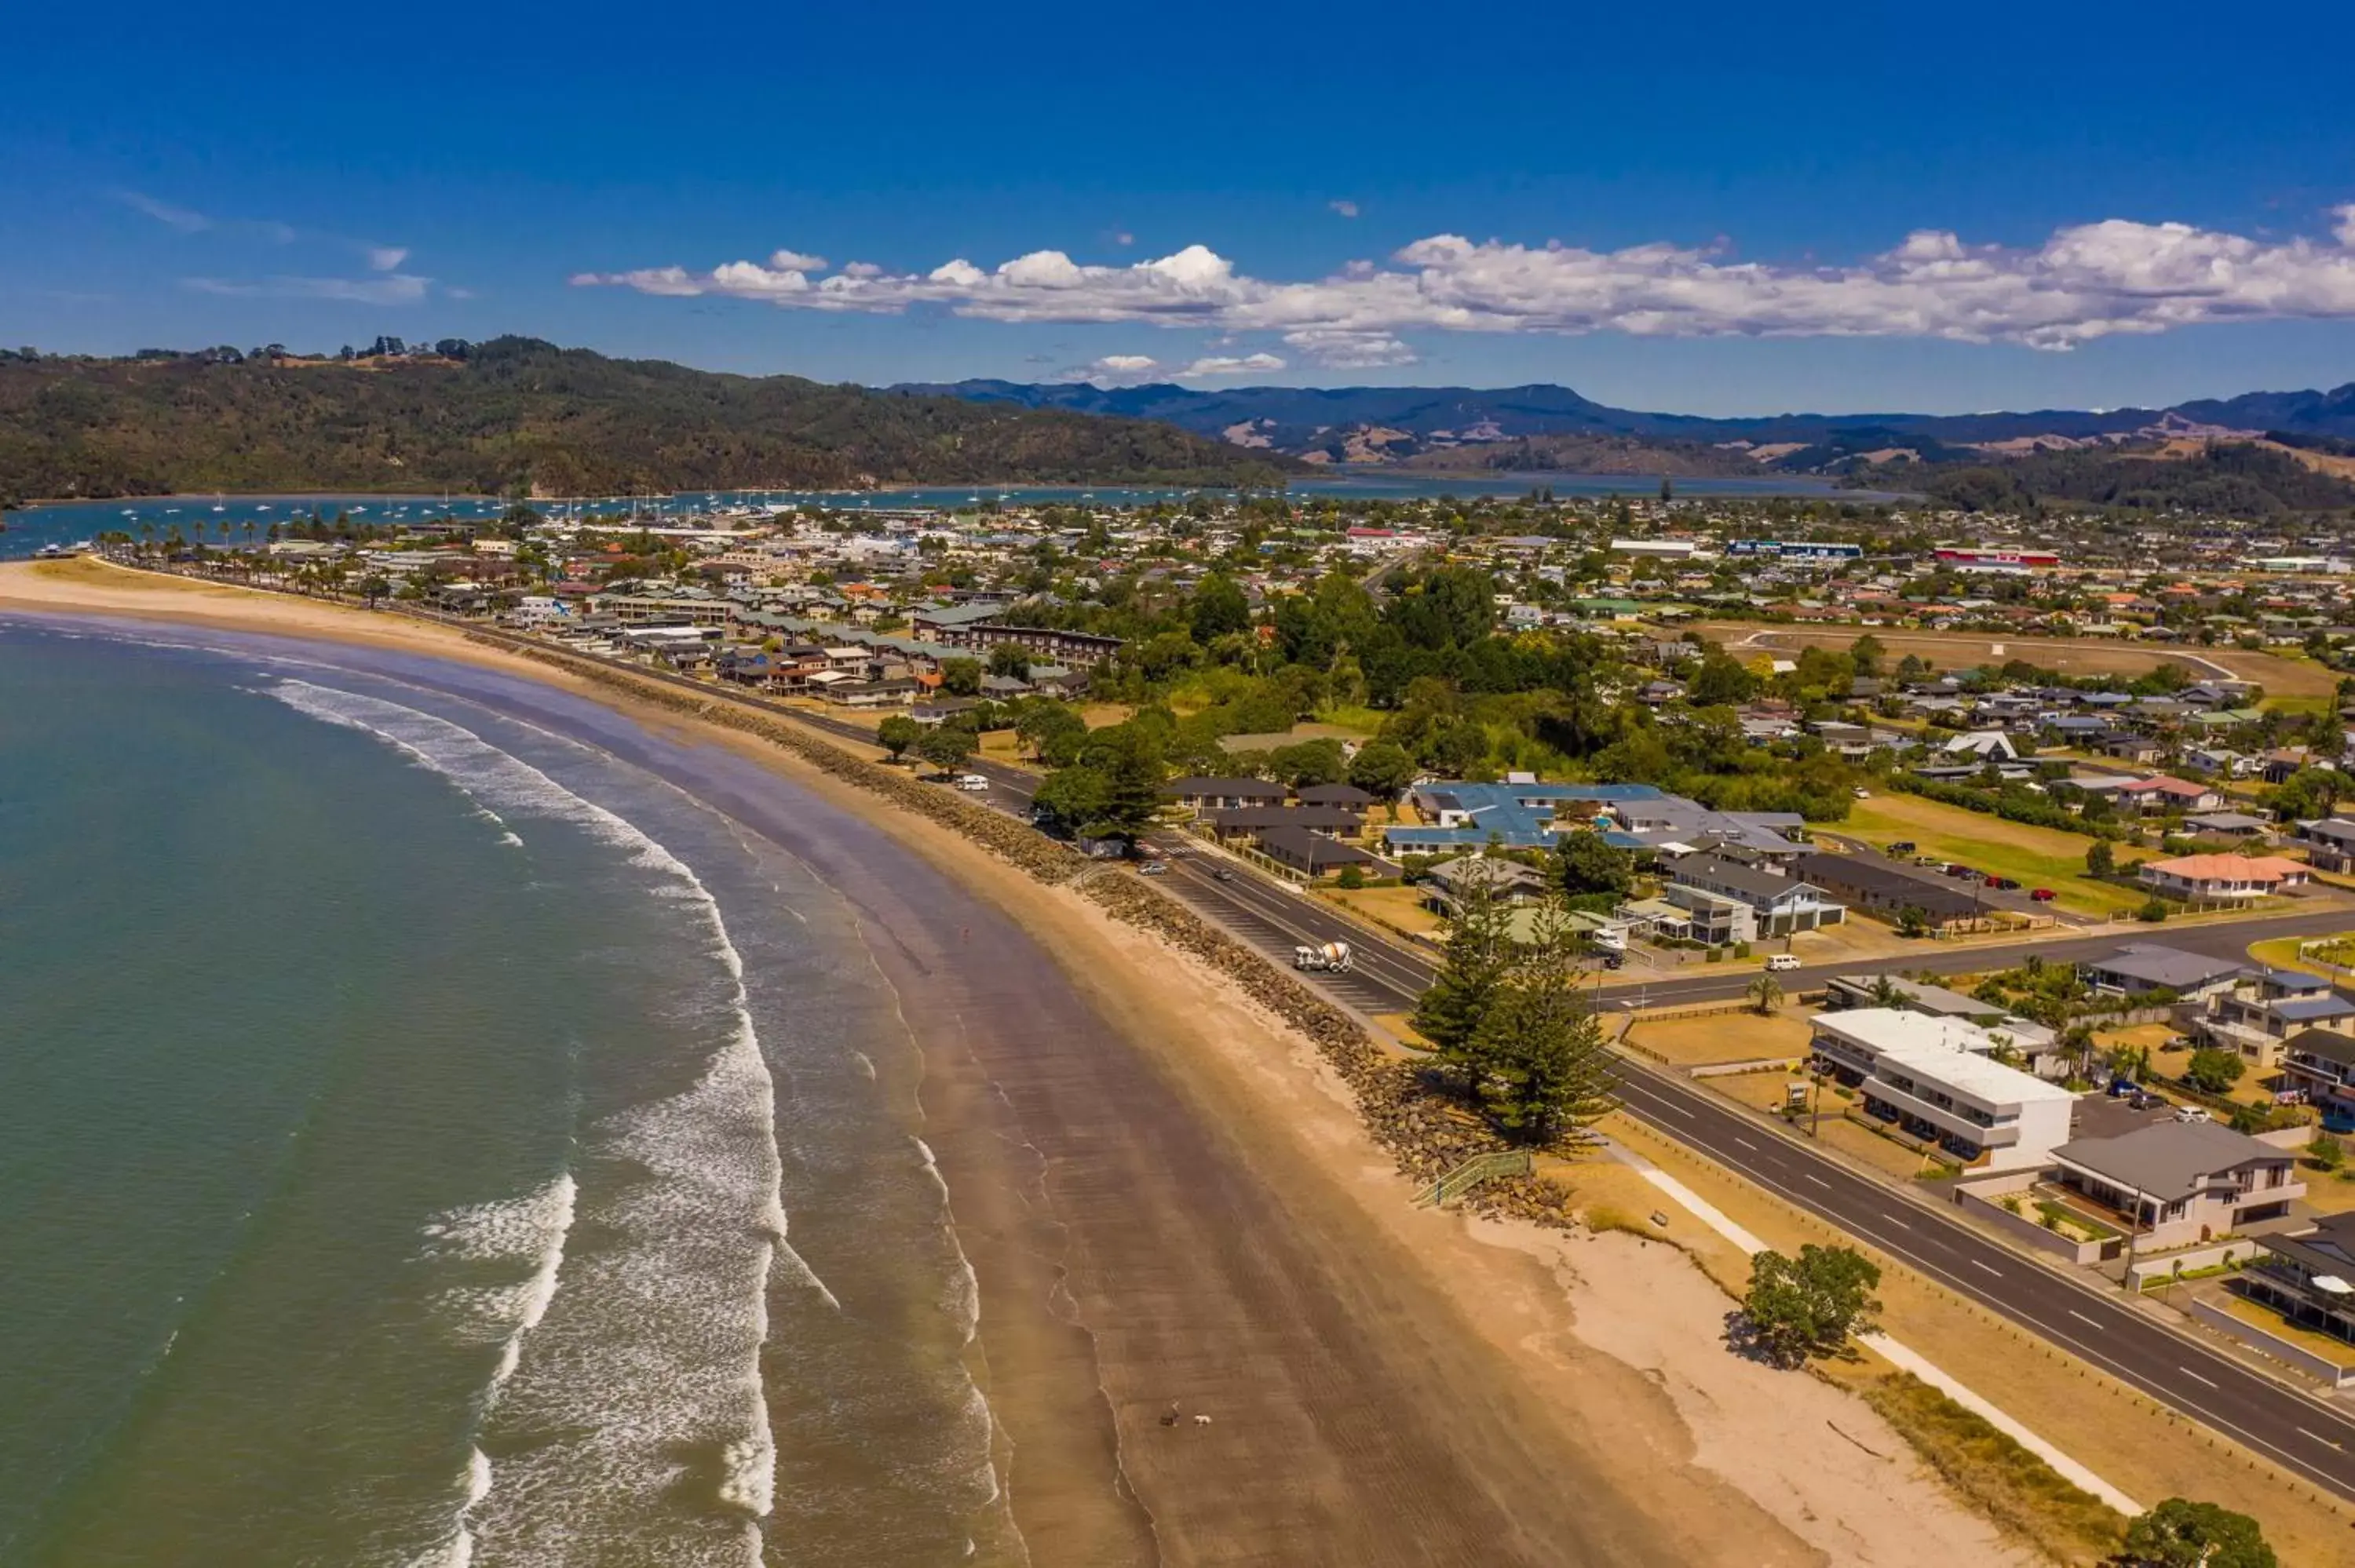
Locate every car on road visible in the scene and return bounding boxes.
[1985,876,2022,892]
[1138,860,1167,876]
[1211,866,1236,882]
[955,773,991,792]
[2029,888,2057,902]
[1765,954,1803,972]
[1886,841,1916,857]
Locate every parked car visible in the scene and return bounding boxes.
[2029,888,2057,903]
[1944,862,1977,878]
[1597,952,1626,971]
[1886,841,1916,857]
[1986,876,2022,892]
[1765,954,1803,972]
[1139,860,1168,876]
[1853,786,1872,799]
[2131,1091,2163,1110]
[2171,1106,2213,1125]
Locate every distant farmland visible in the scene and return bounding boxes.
[1692,622,2338,698]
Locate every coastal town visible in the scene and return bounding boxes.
[38,479,2355,1563]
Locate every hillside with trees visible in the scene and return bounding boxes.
[1921,441,2355,516]
[0,337,1298,506]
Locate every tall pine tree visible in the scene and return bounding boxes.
[1470,898,1617,1143]
[1411,856,1517,1094]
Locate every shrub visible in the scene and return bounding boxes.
[1336,864,1365,890]
[2185,1048,2246,1095]
[2137,897,2170,923]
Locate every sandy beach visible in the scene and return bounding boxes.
[0,559,2031,1565]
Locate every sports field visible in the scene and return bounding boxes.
[1693,622,2337,699]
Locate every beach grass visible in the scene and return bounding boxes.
[1840,1371,2126,1566]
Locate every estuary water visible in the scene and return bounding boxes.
[0,622,1019,1566]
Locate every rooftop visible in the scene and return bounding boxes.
[2051,1120,2291,1201]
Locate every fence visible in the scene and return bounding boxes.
[1414,1150,1534,1209]
[2186,1294,2355,1389]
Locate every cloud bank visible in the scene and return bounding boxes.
[1053,351,1288,385]
[576,207,2355,364]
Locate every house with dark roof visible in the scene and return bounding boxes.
[1662,853,1844,943]
[2295,819,2355,873]
[2048,1121,2304,1249]
[1254,825,1381,880]
[2244,1212,2355,1355]
[1162,777,1290,811]
[2280,1029,2355,1132]
[2193,968,2355,1068]
[2079,943,2247,1000]
[1787,853,1984,929]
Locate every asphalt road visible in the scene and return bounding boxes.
[417,624,2355,1500]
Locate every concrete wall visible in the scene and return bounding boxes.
[2186,1296,2355,1388]
[2128,1239,2262,1290]
[1952,1183,2112,1265]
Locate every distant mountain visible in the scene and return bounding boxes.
[889,377,2355,472]
[0,338,1300,507]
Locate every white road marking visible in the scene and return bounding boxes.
[1732,1136,1758,1150]
[2178,1366,2218,1389]
[2296,1427,2343,1449]
[1802,1174,1831,1190]
[2068,1310,2104,1329]
[1970,1260,2003,1278]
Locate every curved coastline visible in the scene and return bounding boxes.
[0,563,2028,1566]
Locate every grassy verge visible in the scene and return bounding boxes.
[1840,1370,2125,1566]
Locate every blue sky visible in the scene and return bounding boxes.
[8,2,2355,414]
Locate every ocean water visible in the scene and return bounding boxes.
[0,465,1868,557]
[0,621,1020,1566]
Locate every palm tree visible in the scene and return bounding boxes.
[1748,974,1784,1015]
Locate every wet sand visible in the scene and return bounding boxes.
[1,562,2015,1566]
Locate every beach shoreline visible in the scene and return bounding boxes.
[0,559,2025,1565]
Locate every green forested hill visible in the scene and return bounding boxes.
[1922,441,2355,516]
[0,337,1299,505]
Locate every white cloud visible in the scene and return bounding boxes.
[767,248,827,272]
[366,246,409,272]
[1178,352,1287,377]
[185,272,433,305]
[1328,199,1360,219]
[575,206,2355,359]
[119,191,213,232]
[1053,353,1165,385]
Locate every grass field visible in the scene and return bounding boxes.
[2247,931,2355,974]
[1627,1009,1811,1067]
[1840,795,2142,915]
[1694,621,2339,698]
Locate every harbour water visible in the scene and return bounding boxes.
[0,621,1021,1566]
[0,467,1865,560]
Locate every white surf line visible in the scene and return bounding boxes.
[1606,1140,2142,1518]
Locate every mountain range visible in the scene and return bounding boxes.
[889,377,2355,476]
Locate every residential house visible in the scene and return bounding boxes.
[1200,805,1366,843]
[1787,852,1987,931]
[2112,776,2227,815]
[2244,1212,2355,1349]
[1163,778,1291,812]
[2295,819,2355,873]
[1422,855,1549,915]
[1254,825,1381,880]
[2193,968,2355,1068]
[2080,943,2248,1000]
[2048,1121,2304,1249]
[2280,1029,2355,1131]
[1663,853,1846,939]
[2138,854,2311,903]
[1808,1008,2077,1169]
[2182,811,2273,841]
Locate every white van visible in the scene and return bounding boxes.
[1765,954,1802,972]
[956,774,991,793]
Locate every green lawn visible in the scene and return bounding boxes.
[2247,931,2355,975]
[1841,795,2145,916]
